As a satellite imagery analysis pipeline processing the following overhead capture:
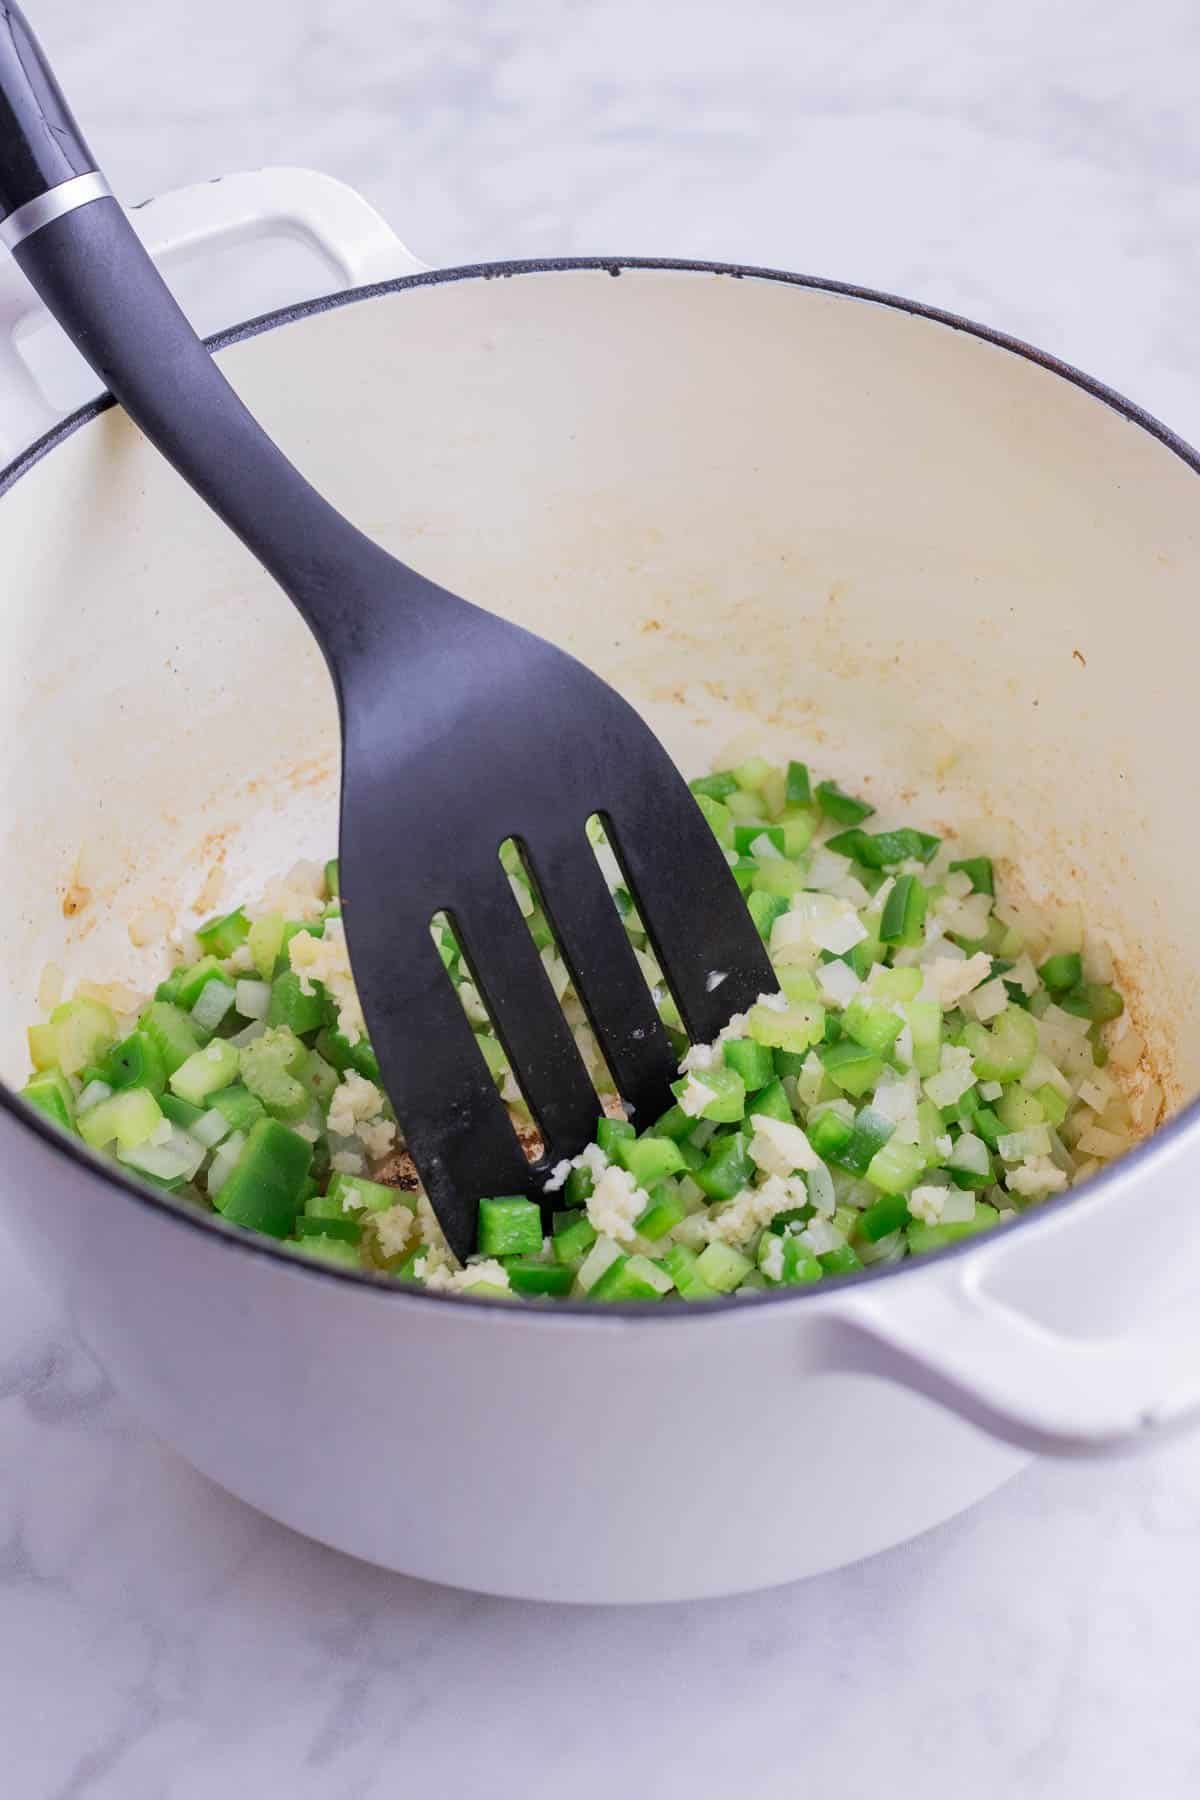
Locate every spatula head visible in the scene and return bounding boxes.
[333,564,777,1261]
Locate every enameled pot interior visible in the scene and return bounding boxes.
[1,262,1193,1249]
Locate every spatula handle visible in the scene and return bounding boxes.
[0,2,96,224]
[0,3,398,673]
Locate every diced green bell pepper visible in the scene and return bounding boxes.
[139,1001,204,1077]
[102,1029,167,1096]
[613,1134,687,1186]
[477,1195,543,1258]
[214,1118,313,1237]
[195,906,251,959]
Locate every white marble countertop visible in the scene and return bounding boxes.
[5,1,1200,1794]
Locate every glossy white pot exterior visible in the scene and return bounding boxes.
[2,172,1200,1602]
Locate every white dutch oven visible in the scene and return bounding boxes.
[2,170,1199,1603]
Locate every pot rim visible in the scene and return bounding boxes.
[2,251,1195,1323]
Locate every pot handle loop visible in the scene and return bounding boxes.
[0,166,425,456]
[827,1244,1200,1457]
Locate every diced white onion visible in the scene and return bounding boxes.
[576,1235,623,1292]
[120,1125,206,1183]
[1076,1124,1133,1159]
[191,979,236,1034]
[76,1079,113,1114]
[805,1160,836,1218]
[997,1125,1052,1162]
[230,1020,267,1050]
[812,911,868,956]
[234,979,271,1021]
[193,1108,232,1149]
[207,1130,247,1196]
[817,960,862,1008]
[949,1132,991,1175]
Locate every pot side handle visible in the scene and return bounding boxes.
[0,166,426,455]
[823,1244,1200,1458]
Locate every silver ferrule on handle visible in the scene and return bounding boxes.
[0,172,112,252]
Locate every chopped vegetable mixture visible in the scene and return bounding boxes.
[21,759,1151,1301]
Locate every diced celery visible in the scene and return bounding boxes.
[963,1006,1038,1081]
[843,996,904,1055]
[661,1243,718,1300]
[870,966,923,1002]
[170,1039,240,1107]
[746,1000,825,1054]
[49,997,118,1077]
[693,793,735,847]
[820,1039,884,1098]
[865,1138,926,1195]
[26,1023,59,1071]
[695,1241,754,1293]
[996,1086,1045,1131]
[139,1001,203,1076]
[325,1172,399,1215]
[20,1069,76,1132]
[248,913,286,981]
[902,1001,943,1077]
[908,1203,1000,1255]
[778,817,815,865]
[734,755,774,791]
[590,1253,673,1300]
[291,1235,362,1269]
[1036,1083,1069,1128]
[78,1086,164,1152]
[239,1026,311,1121]
[301,1049,339,1108]
[776,968,820,1003]
[748,890,791,940]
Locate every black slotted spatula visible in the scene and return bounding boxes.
[0,6,776,1260]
